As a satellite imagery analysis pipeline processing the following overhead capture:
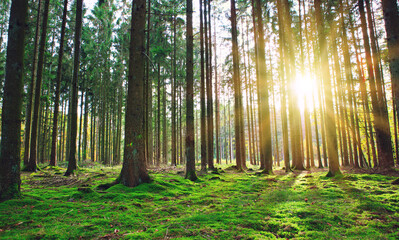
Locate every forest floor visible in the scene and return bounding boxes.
[0,164,399,239]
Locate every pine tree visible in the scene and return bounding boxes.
[0,0,29,201]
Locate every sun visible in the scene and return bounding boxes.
[292,73,318,112]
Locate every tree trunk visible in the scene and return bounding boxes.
[145,0,152,166]
[276,0,290,172]
[27,0,51,172]
[23,0,41,168]
[65,0,83,176]
[185,0,197,181]
[255,0,273,173]
[230,0,245,171]
[49,0,68,166]
[119,0,150,186]
[381,0,399,168]
[315,0,341,176]
[157,63,161,166]
[199,0,207,171]
[206,0,214,170]
[359,0,394,168]
[162,73,167,165]
[214,15,220,165]
[171,14,177,166]
[0,0,29,201]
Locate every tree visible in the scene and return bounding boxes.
[206,0,214,170]
[358,0,394,169]
[200,0,207,171]
[254,0,272,173]
[381,0,399,168]
[0,0,29,201]
[314,0,341,176]
[65,0,83,176]
[119,0,151,186]
[230,0,245,170]
[185,0,198,181]
[23,0,42,168]
[27,0,51,172]
[50,0,68,167]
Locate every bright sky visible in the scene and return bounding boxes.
[84,0,97,11]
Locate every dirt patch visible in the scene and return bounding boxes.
[26,175,85,187]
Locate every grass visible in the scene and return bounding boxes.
[0,165,398,239]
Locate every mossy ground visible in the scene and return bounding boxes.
[0,165,398,239]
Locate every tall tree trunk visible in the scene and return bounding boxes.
[171,14,177,166]
[276,0,290,172]
[27,0,51,172]
[332,37,349,167]
[162,74,167,164]
[230,0,245,171]
[145,0,152,166]
[315,0,341,176]
[351,17,375,166]
[185,0,197,181]
[119,0,150,186]
[0,0,29,201]
[199,0,207,171]
[381,0,399,168]
[341,1,359,167]
[23,0,42,168]
[242,22,253,165]
[82,91,89,161]
[78,91,84,163]
[214,15,220,165]
[228,97,232,164]
[157,63,161,166]
[359,0,394,168]
[282,0,304,170]
[65,0,83,176]
[206,0,215,170]
[50,0,68,167]
[254,0,273,172]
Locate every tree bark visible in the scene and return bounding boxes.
[185,0,197,181]
[230,0,245,171]
[315,0,341,176]
[119,0,150,186]
[65,0,83,176]
[50,0,69,166]
[199,0,207,171]
[27,0,51,172]
[206,0,214,170]
[0,0,29,201]
[23,0,41,168]
[381,0,399,168]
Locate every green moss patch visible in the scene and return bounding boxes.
[0,167,398,239]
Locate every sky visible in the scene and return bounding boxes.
[84,0,97,11]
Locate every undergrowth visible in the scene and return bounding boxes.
[0,165,398,239]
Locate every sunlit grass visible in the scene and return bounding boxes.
[0,166,398,239]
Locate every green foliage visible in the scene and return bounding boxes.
[0,168,398,239]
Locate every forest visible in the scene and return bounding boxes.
[0,0,399,238]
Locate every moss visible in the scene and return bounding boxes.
[0,167,398,239]
[0,183,20,201]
